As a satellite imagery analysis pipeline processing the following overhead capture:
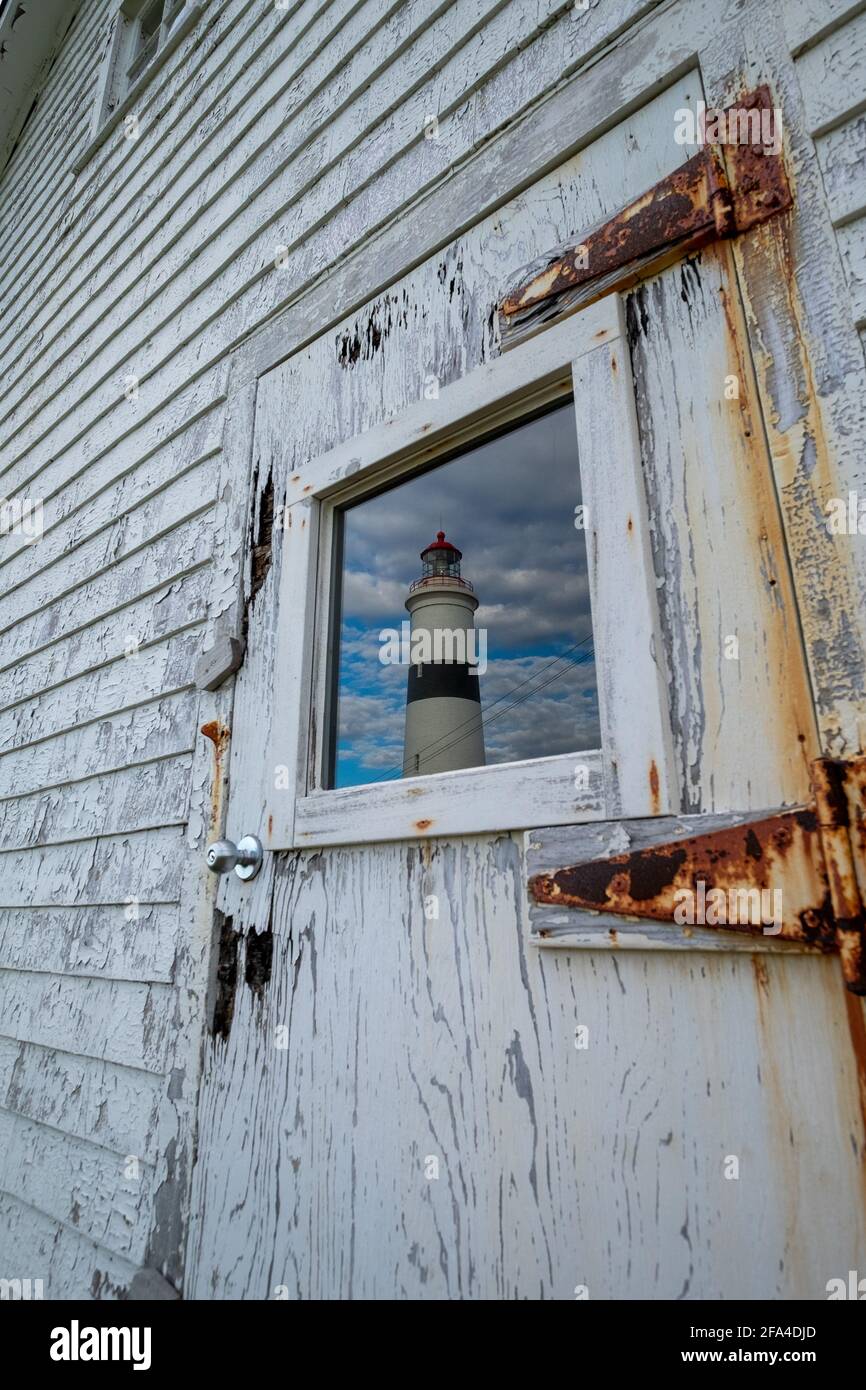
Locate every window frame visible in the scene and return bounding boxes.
[266,293,677,850]
[76,0,202,172]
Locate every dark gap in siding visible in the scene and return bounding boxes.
[625,284,650,347]
[249,468,274,605]
[245,925,274,999]
[210,911,239,1041]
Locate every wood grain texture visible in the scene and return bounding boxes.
[837,216,866,328]
[625,246,818,811]
[0,1191,138,1301]
[0,903,178,982]
[2,0,866,1300]
[0,691,197,800]
[0,573,211,713]
[0,1036,164,1156]
[704,4,866,759]
[0,1109,154,1263]
[784,0,866,55]
[795,5,866,135]
[0,0,653,498]
[0,972,172,1072]
[187,835,866,1298]
[814,114,866,228]
[572,315,678,818]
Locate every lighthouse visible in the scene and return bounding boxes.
[402,531,485,776]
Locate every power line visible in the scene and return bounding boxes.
[367,634,595,783]
[377,636,594,781]
[401,640,595,776]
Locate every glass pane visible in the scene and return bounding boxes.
[139,0,165,41]
[126,0,164,82]
[328,399,599,789]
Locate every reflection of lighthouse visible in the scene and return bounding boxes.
[403,531,485,776]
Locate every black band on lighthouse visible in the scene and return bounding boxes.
[407,662,481,704]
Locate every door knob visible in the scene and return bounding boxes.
[206,834,263,881]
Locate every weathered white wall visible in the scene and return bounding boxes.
[184,176,866,1301]
[787,2,866,345]
[1,0,865,1299]
[0,0,673,1301]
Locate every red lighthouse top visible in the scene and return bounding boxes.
[410,530,474,593]
[420,530,462,561]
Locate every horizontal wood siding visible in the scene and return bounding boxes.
[0,0,669,1299]
[793,5,866,341]
[2,0,865,1299]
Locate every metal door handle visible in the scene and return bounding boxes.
[206,834,263,881]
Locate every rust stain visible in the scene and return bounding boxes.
[733,199,866,755]
[713,239,819,797]
[723,87,791,233]
[414,819,433,832]
[843,991,866,1155]
[813,758,866,992]
[201,720,230,749]
[529,808,835,948]
[529,756,866,994]
[752,955,770,996]
[500,86,791,337]
[649,759,660,814]
[201,721,231,834]
[501,146,732,319]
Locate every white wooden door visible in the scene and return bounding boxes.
[186,235,866,1301]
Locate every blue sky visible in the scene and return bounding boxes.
[330,399,600,788]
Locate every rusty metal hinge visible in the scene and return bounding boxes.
[529,757,866,995]
[498,86,791,350]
